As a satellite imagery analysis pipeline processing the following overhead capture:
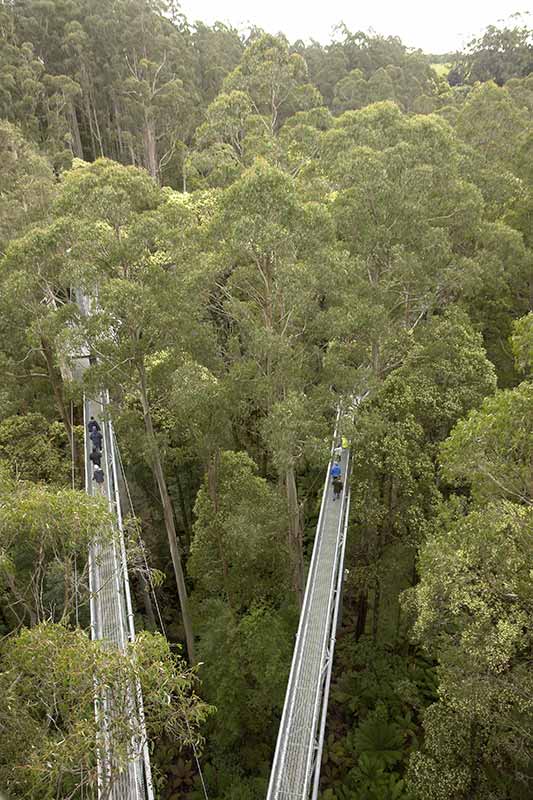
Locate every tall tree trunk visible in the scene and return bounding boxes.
[140,574,157,631]
[89,89,104,156]
[138,362,195,663]
[83,92,97,159]
[143,110,158,181]
[372,574,381,642]
[113,96,125,161]
[206,449,235,609]
[40,335,78,477]
[286,465,304,607]
[69,103,84,158]
[354,590,368,641]
[174,471,192,548]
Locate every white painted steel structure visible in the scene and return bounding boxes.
[84,392,154,800]
[75,287,153,800]
[266,435,352,800]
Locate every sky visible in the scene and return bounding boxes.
[178,0,530,54]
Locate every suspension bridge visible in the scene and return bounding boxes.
[77,279,353,799]
[74,286,154,800]
[266,433,352,800]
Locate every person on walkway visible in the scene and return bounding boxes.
[341,436,349,449]
[330,461,341,490]
[333,441,343,462]
[88,416,100,434]
[332,476,343,501]
[93,466,105,485]
[89,448,102,468]
[90,429,103,450]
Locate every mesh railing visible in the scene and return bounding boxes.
[267,440,351,800]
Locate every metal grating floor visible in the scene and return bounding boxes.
[84,395,148,800]
[267,449,350,799]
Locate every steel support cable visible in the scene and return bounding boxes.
[112,430,210,800]
[113,442,166,637]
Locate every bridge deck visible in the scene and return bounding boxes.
[267,448,350,799]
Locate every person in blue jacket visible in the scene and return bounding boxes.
[330,461,341,482]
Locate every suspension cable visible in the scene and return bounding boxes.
[113,436,210,799]
[114,443,166,635]
[70,400,76,490]
[185,716,209,800]
[71,400,81,628]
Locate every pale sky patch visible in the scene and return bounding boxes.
[179,0,530,54]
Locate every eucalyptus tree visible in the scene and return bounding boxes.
[407,500,533,800]
[0,623,211,800]
[347,310,496,641]
[0,470,112,631]
[57,160,205,661]
[223,33,322,134]
[204,160,337,602]
[0,219,79,445]
[440,380,533,507]
[406,310,533,798]
[0,121,55,254]
[319,102,527,389]
[187,33,324,188]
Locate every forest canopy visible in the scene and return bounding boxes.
[0,2,532,799]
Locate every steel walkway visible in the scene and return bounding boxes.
[83,392,154,800]
[74,286,153,800]
[267,442,351,800]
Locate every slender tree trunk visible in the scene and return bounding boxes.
[372,574,381,642]
[40,335,80,483]
[83,92,97,159]
[174,471,192,548]
[354,590,368,641]
[89,89,104,156]
[138,362,195,663]
[140,574,157,630]
[113,96,125,161]
[206,449,235,609]
[143,110,158,181]
[69,103,84,158]
[286,465,304,607]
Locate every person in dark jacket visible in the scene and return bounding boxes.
[89,448,102,468]
[88,416,100,434]
[90,429,103,450]
[332,477,343,501]
[93,467,105,485]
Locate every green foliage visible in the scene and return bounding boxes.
[0,120,54,252]
[1,10,533,798]
[0,412,71,484]
[190,450,290,609]
[407,502,533,799]
[441,380,533,505]
[512,312,533,374]
[321,639,436,800]
[0,624,212,799]
[0,477,111,629]
[194,600,296,780]
[450,20,533,86]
